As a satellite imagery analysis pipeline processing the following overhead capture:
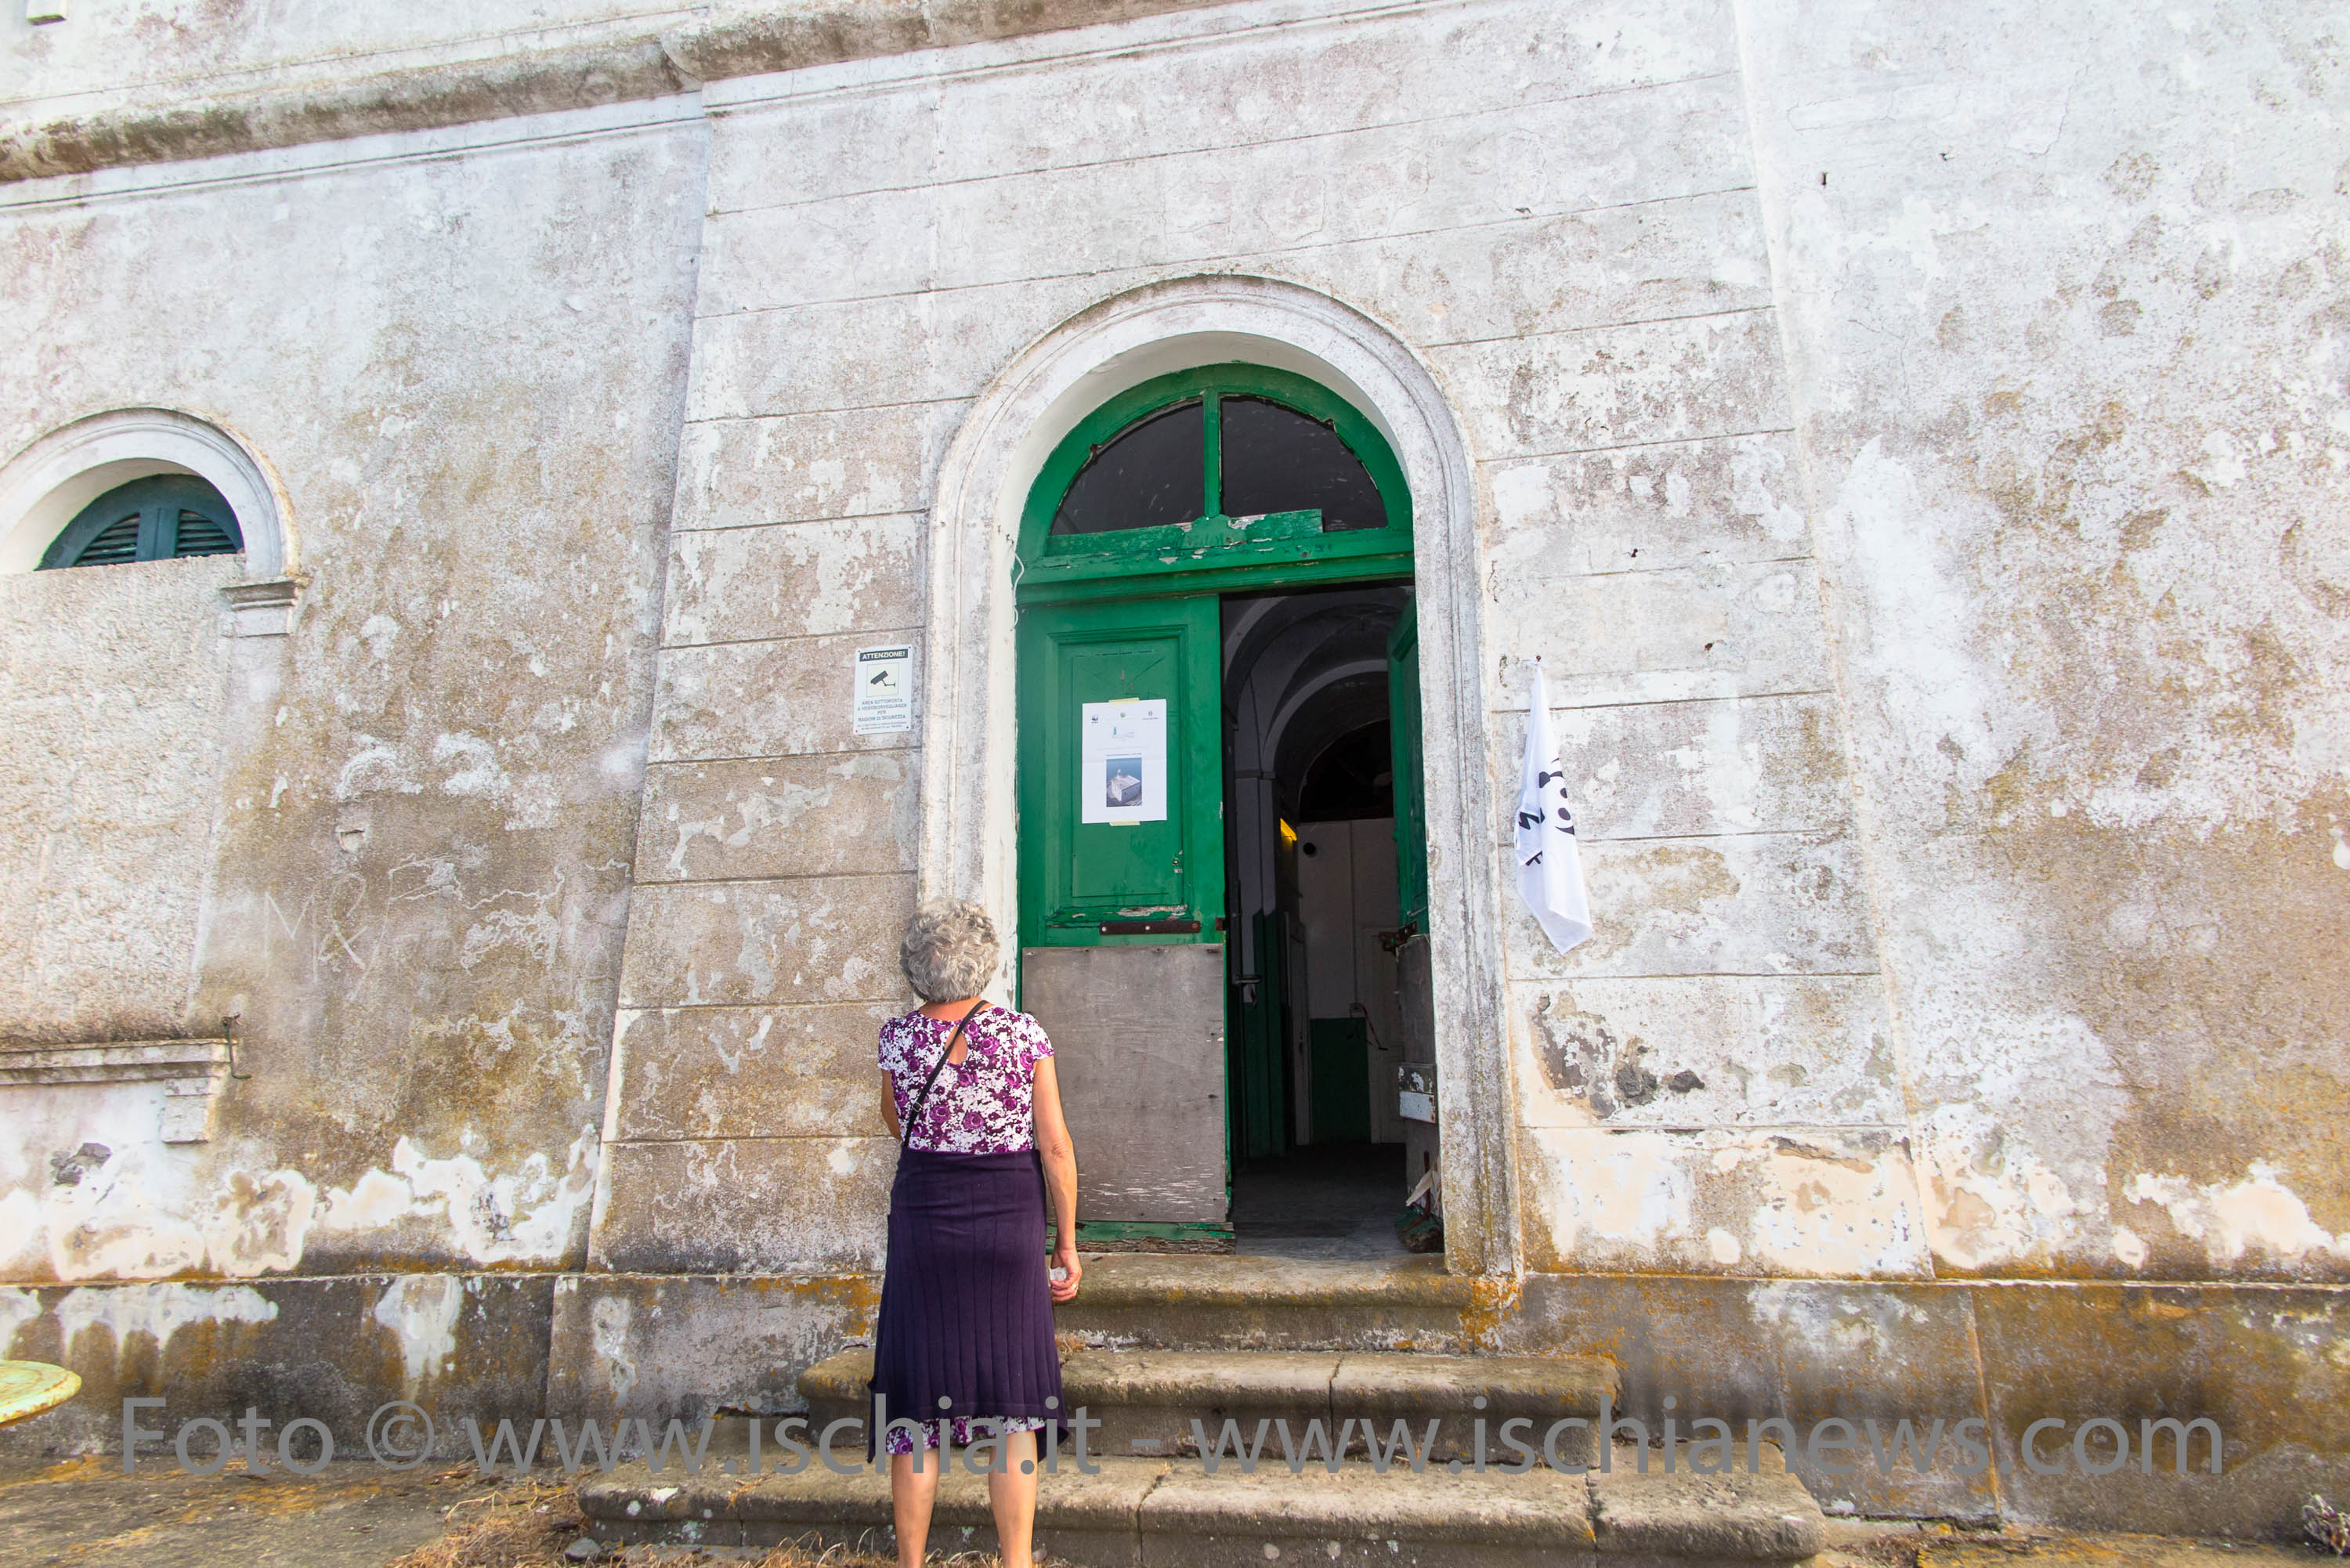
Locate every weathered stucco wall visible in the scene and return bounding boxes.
[1741,0,2350,1281]
[0,0,1238,184]
[579,0,1900,1281]
[0,555,240,1040]
[0,0,2341,1482]
[0,0,678,107]
[0,98,707,1284]
[0,0,2343,1532]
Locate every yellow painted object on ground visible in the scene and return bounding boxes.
[0,1360,79,1425]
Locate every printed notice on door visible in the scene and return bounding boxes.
[1079,698,1168,825]
[852,645,913,735]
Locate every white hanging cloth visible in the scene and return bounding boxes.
[1513,661,1593,953]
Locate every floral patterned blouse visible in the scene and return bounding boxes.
[877,1006,1054,1154]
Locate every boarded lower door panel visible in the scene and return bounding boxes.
[1021,944,1226,1225]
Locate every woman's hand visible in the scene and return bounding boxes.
[1032,1057,1081,1302]
[1048,1241,1083,1302]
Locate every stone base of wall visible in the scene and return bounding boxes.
[544,1271,880,1429]
[1495,1275,2348,1537]
[5,1269,2340,1542]
[0,1274,553,1465]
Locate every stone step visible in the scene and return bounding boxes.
[800,1347,1619,1466]
[1054,1255,1488,1350]
[575,1446,1826,1566]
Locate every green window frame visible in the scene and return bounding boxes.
[39,474,244,570]
[1016,363,1412,605]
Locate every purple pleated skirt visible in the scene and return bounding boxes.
[867,1147,1065,1455]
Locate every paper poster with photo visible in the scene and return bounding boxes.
[1079,698,1168,824]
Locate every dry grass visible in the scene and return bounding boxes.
[387,1475,580,1568]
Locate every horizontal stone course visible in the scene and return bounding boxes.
[616,873,913,1008]
[700,75,1753,312]
[637,753,919,883]
[1516,1124,1931,1280]
[662,515,924,646]
[703,0,1741,213]
[611,1003,895,1142]
[1481,692,1853,845]
[1501,831,1878,980]
[588,1136,895,1274]
[1434,309,1791,461]
[649,632,921,764]
[1509,974,1899,1129]
[685,267,1788,433]
[1480,429,1811,579]
[1485,558,1831,710]
[674,403,966,530]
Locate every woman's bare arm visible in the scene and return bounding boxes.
[1032,1057,1081,1301]
[880,1071,902,1140]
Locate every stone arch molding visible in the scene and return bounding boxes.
[920,273,1522,1275]
[0,407,296,582]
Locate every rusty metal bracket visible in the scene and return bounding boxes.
[222,1014,253,1080]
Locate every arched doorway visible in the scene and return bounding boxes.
[920,276,1512,1276]
[1012,363,1429,1254]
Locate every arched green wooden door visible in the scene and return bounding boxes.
[1014,364,1414,1245]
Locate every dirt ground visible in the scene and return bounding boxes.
[1822,1519,2321,1568]
[0,1454,2331,1568]
[0,1455,898,1568]
[0,1455,503,1566]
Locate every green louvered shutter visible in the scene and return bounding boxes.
[41,475,242,570]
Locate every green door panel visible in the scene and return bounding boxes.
[1016,596,1225,949]
[1387,606,1428,932]
[1308,1017,1372,1143]
[1232,909,1290,1160]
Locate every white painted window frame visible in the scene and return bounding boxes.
[0,406,300,635]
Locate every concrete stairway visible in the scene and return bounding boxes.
[577,1445,1826,1565]
[1047,1254,1492,1352]
[797,1346,1618,1465]
[575,1283,1828,1566]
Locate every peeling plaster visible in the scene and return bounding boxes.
[373,1273,464,1392]
[55,1281,279,1354]
[1911,1006,2131,1274]
[1522,1126,1929,1278]
[0,1287,42,1355]
[0,1122,320,1284]
[319,1128,599,1266]
[2,1118,597,1282]
[2122,1164,2349,1269]
[591,1292,638,1405]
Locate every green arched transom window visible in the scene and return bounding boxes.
[40,474,243,570]
[1018,364,1411,602]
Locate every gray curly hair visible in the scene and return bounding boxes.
[899,900,1000,1003]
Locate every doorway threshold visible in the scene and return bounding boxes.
[1232,1141,1411,1259]
[1055,1252,1475,1351]
[1074,1250,1459,1302]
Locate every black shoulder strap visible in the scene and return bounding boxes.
[899,1003,989,1149]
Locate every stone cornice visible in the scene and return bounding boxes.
[0,0,1224,185]
[0,1039,234,1143]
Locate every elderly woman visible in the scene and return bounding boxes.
[872,901,1080,1568]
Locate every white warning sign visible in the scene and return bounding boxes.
[852,645,913,735]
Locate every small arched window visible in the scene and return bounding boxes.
[38,475,242,570]
[1048,380,1394,537]
[1019,364,1410,597]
